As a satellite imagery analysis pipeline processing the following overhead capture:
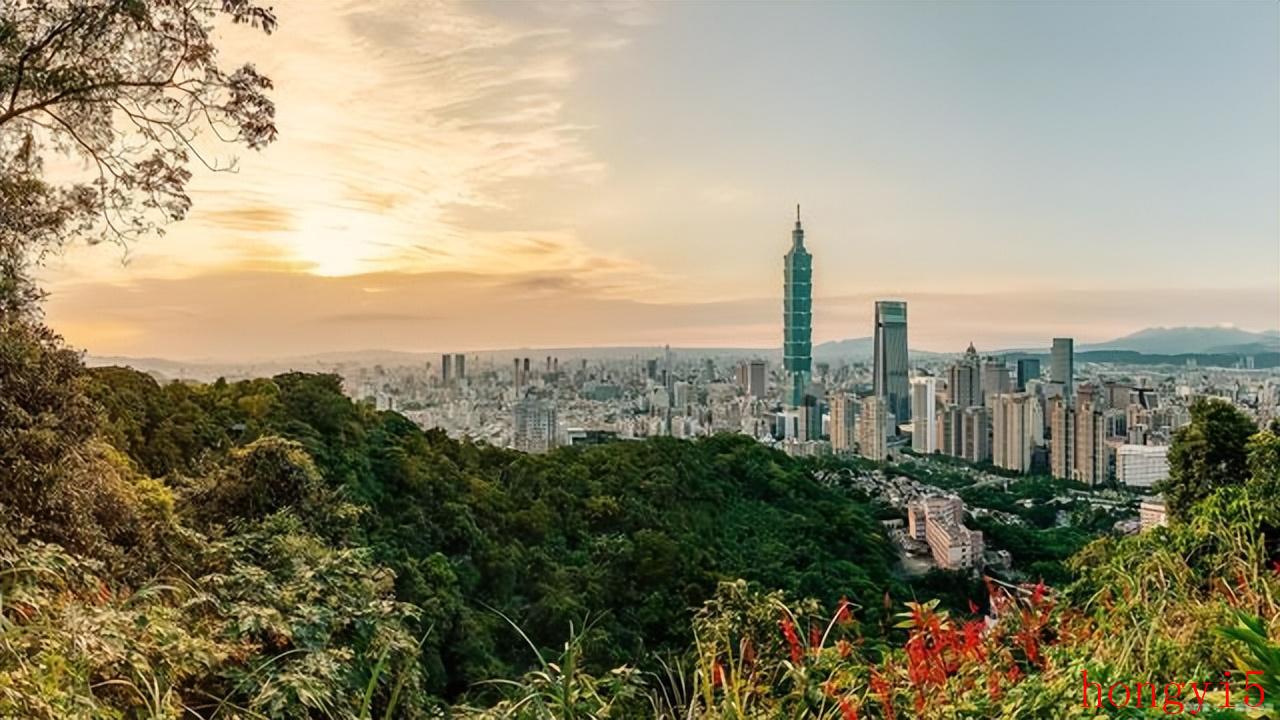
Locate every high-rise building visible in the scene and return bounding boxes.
[746,360,767,399]
[646,358,659,382]
[1049,397,1074,480]
[948,343,982,408]
[799,388,822,441]
[939,405,963,457]
[1051,338,1075,400]
[992,393,1039,473]
[961,406,990,463]
[1073,401,1108,486]
[873,300,910,423]
[513,397,557,453]
[981,359,1011,407]
[911,377,938,453]
[829,392,858,453]
[454,353,466,381]
[441,354,452,385]
[1016,358,1040,392]
[857,395,887,461]
[783,206,813,407]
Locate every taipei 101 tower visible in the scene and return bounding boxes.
[783,205,812,407]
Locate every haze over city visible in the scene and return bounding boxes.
[38,0,1280,361]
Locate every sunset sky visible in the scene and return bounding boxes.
[42,0,1280,361]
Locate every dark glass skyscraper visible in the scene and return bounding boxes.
[783,206,812,407]
[873,300,910,423]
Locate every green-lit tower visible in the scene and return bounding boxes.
[783,205,812,407]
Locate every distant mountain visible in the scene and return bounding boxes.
[1078,326,1280,355]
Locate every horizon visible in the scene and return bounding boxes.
[37,0,1280,359]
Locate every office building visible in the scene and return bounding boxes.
[441,354,452,385]
[513,397,558,453]
[1116,445,1170,488]
[873,300,911,423]
[858,395,888,461]
[948,343,982,408]
[783,206,813,407]
[911,377,938,453]
[829,392,858,453]
[981,359,1012,407]
[1051,338,1075,400]
[737,359,767,399]
[1016,358,1040,392]
[454,353,466,381]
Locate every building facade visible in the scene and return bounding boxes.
[1116,444,1169,488]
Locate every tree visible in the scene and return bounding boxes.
[0,0,277,315]
[1158,397,1257,521]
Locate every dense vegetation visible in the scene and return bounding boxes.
[4,320,1278,717]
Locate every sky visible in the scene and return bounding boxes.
[40,0,1280,361]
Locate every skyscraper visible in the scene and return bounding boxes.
[454,353,466,381]
[1051,338,1075,400]
[873,300,910,424]
[910,377,938,453]
[1016,358,1040,391]
[783,206,812,407]
[441,353,452,385]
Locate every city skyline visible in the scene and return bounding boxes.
[35,0,1280,360]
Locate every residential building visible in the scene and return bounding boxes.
[513,397,558,454]
[829,392,858,454]
[1049,397,1074,480]
[858,395,888,461]
[911,377,938,453]
[992,392,1037,473]
[1139,496,1168,531]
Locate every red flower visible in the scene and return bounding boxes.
[711,661,724,688]
[810,623,822,651]
[836,595,853,624]
[779,615,804,664]
[837,638,853,659]
[838,698,860,720]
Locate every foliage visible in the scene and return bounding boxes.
[1159,398,1258,521]
[0,0,276,314]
